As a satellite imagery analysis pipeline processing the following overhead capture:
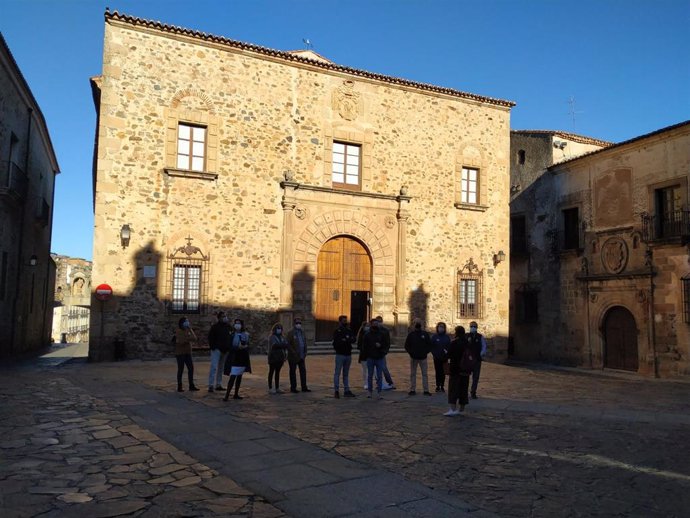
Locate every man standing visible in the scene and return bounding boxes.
[375,315,396,390]
[332,315,356,399]
[404,318,432,396]
[207,312,231,392]
[286,317,310,393]
[467,321,487,399]
[363,318,390,398]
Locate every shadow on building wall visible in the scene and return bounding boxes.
[407,282,429,331]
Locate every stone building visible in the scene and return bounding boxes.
[89,10,513,360]
[51,254,92,343]
[509,121,690,377]
[0,33,59,357]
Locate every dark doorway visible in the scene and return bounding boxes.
[603,306,639,371]
[350,290,370,338]
[315,237,372,341]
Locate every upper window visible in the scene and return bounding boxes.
[511,215,527,255]
[654,185,683,239]
[518,149,526,165]
[562,207,580,250]
[177,124,206,172]
[461,167,479,204]
[332,142,361,190]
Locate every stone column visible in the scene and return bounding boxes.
[279,175,298,326]
[393,188,412,337]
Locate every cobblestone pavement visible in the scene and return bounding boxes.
[3,353,690,517]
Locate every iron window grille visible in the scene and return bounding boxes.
[457,258,483,319]
[683,276,690,324]
[167,237,209,314]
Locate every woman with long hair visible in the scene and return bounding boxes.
[267,322,288,394]
[223,318,251,401]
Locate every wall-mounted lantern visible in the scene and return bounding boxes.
[29,254,38,267]
[120,224,131,248]
[493,250,506,267]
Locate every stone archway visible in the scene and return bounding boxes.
[603,306,639,371]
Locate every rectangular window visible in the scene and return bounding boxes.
[176,124,206,172]
[332,142,361,190]
[458,275,483,319]
[511,215,527,255]
[683,276,690,324]
[0,251,7,300]
[172,265,201,313]
[562,207,580,250]
[517,289,539,323]
[655,185,683,238]
[461,167,479,204]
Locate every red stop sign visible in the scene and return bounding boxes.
[95,283,113,301]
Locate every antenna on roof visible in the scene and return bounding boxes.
[302,38,313,50]
[567,96,583,130]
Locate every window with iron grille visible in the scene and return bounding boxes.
[332,141,361,190]
[177,123,207,172]
[457,258,483,319]
[168,237,209,314]
[461,167,479,204]
[683,276,690,324]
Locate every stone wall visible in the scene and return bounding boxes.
[89,15,512,360]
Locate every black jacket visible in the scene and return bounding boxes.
[333,325,356,355]
[362,328,390,360]
[208,322,232,353]
[446,335,469,376]
[404,329,431,360]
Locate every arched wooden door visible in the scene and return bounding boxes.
[603,306,639,371]
[315,237,372,341]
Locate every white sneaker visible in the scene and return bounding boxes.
[453,410,461,415]
[443,409,456,417]
[363,384,369,390]
[268,388,275,394]
[382,383,394,391]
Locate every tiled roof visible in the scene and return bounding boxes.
[548,120,690,169]
[104,9,515,108]
[511,129,612,147]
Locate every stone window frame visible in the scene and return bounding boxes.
[166,237,210,315]
[176,122,207,173]
[323,128,373,192]
[331,141,362,191]
[561,205,582,251]
[454,157,489,211]
[164,92,219,181]
[456,258,484,319]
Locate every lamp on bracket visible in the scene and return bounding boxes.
[120,224,131,248]
[29,254,38,267]
[493,250,506,267]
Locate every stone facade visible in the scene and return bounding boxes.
[510,121,690,377]
[51,254,92,343]
[0,34,59,357]
[89,11,513,360]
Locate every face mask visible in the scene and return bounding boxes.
[364,326,370,332]
[470,327,477,333]
[276,329,282,335]
[438,327,446,334]
[295,324,302,330]
[234,323,241,331]
[222,317,229,323]
[182,321,190,329]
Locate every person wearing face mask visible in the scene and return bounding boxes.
[286,318,310,393]
[431,321,451,392]
[223,319,251,401]
[175,317,199,392]
[467,321,487,399]
[332,315,357,399]
[362,318,390,398]
[356,321,370,390]
[404,318,432,396]
[267,323,288,394]
[375,316,396,390]
[207,312,232,392]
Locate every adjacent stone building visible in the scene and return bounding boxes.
[51,254,92,343]
[510,121,690,377]
[89,10,513,360]
[0,33,59,357]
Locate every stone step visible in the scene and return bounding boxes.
[310,342,405,355]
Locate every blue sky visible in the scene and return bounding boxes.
[2,0,689,260]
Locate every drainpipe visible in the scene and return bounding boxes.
[9,108,32,355]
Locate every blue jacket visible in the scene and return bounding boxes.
[430,332,451,360]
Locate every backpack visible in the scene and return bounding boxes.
[459,347,477,374]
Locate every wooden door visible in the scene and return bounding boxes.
[604,306,639,371]
[315,237,372,341]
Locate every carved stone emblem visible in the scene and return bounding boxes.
[332,80,360,121]
[294,206,307,220]
[601,237,628,274]
[384,215,396,229]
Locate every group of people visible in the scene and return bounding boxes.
[173,312,487,416]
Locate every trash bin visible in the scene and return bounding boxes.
[114,339,126,361]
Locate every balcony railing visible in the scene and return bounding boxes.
[0,160,29,200]
[642,210,690,242]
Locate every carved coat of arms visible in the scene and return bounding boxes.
[332,81,361,121]
[601,237,628,274]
